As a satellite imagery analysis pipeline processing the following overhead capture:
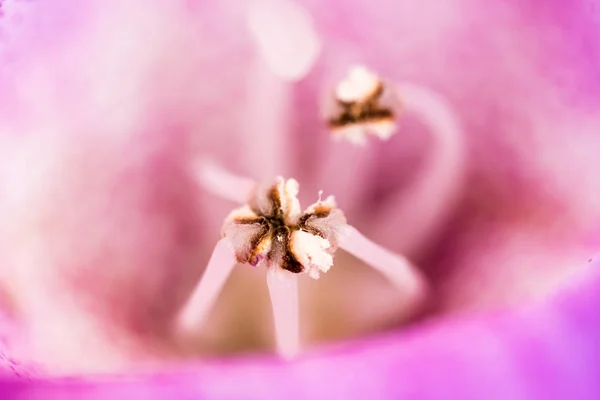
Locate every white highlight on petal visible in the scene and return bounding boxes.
[339,224,427,301]
[194,159,256,204]
[290,230,333,279]
[335,66,380,102]
[266,267,299,359]
[247,0,321,81]
[177,238,237,334]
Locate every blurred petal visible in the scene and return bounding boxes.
[1,256,599,399]
[299,0,600,235]
[294,0,600,322]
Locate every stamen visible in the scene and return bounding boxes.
[266,267,299,359]
[315,66,399,210]
[326,65,400,145]
[177,238,237,334]
[183,162,429,357]
[323,67,465,252]
[246,0,321,82]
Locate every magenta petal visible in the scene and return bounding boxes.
[1,257,599,399]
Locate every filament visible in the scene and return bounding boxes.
[266,267,300,359]
[339,224,427,304]
[374,83,465,252]
[177,238,237,335]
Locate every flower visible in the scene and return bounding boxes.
[1,0,600,397]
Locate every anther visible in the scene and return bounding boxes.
[222,176,345,278]
[327,66,400,145]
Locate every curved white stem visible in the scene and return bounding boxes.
[242,60,292,181]
[375,83,465,252]
[244,0,322,180]
[339,224,427,305]
[246,0,321,82]
[266,267,299,359]
[177,239,237,335]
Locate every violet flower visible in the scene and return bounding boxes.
[1,0,600,398]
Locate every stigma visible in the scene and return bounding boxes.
[327,66,400,145]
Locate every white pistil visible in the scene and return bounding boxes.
[177,239,237,334]
[247,0,321,82]
[184,162,428,358]
[242,56,291,181]
[266,268,299,359]
[243,0,321,180]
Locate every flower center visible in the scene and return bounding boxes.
[222,177,344,278]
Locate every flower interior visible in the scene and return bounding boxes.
[179,168,427,359]
[0,0,598,377]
